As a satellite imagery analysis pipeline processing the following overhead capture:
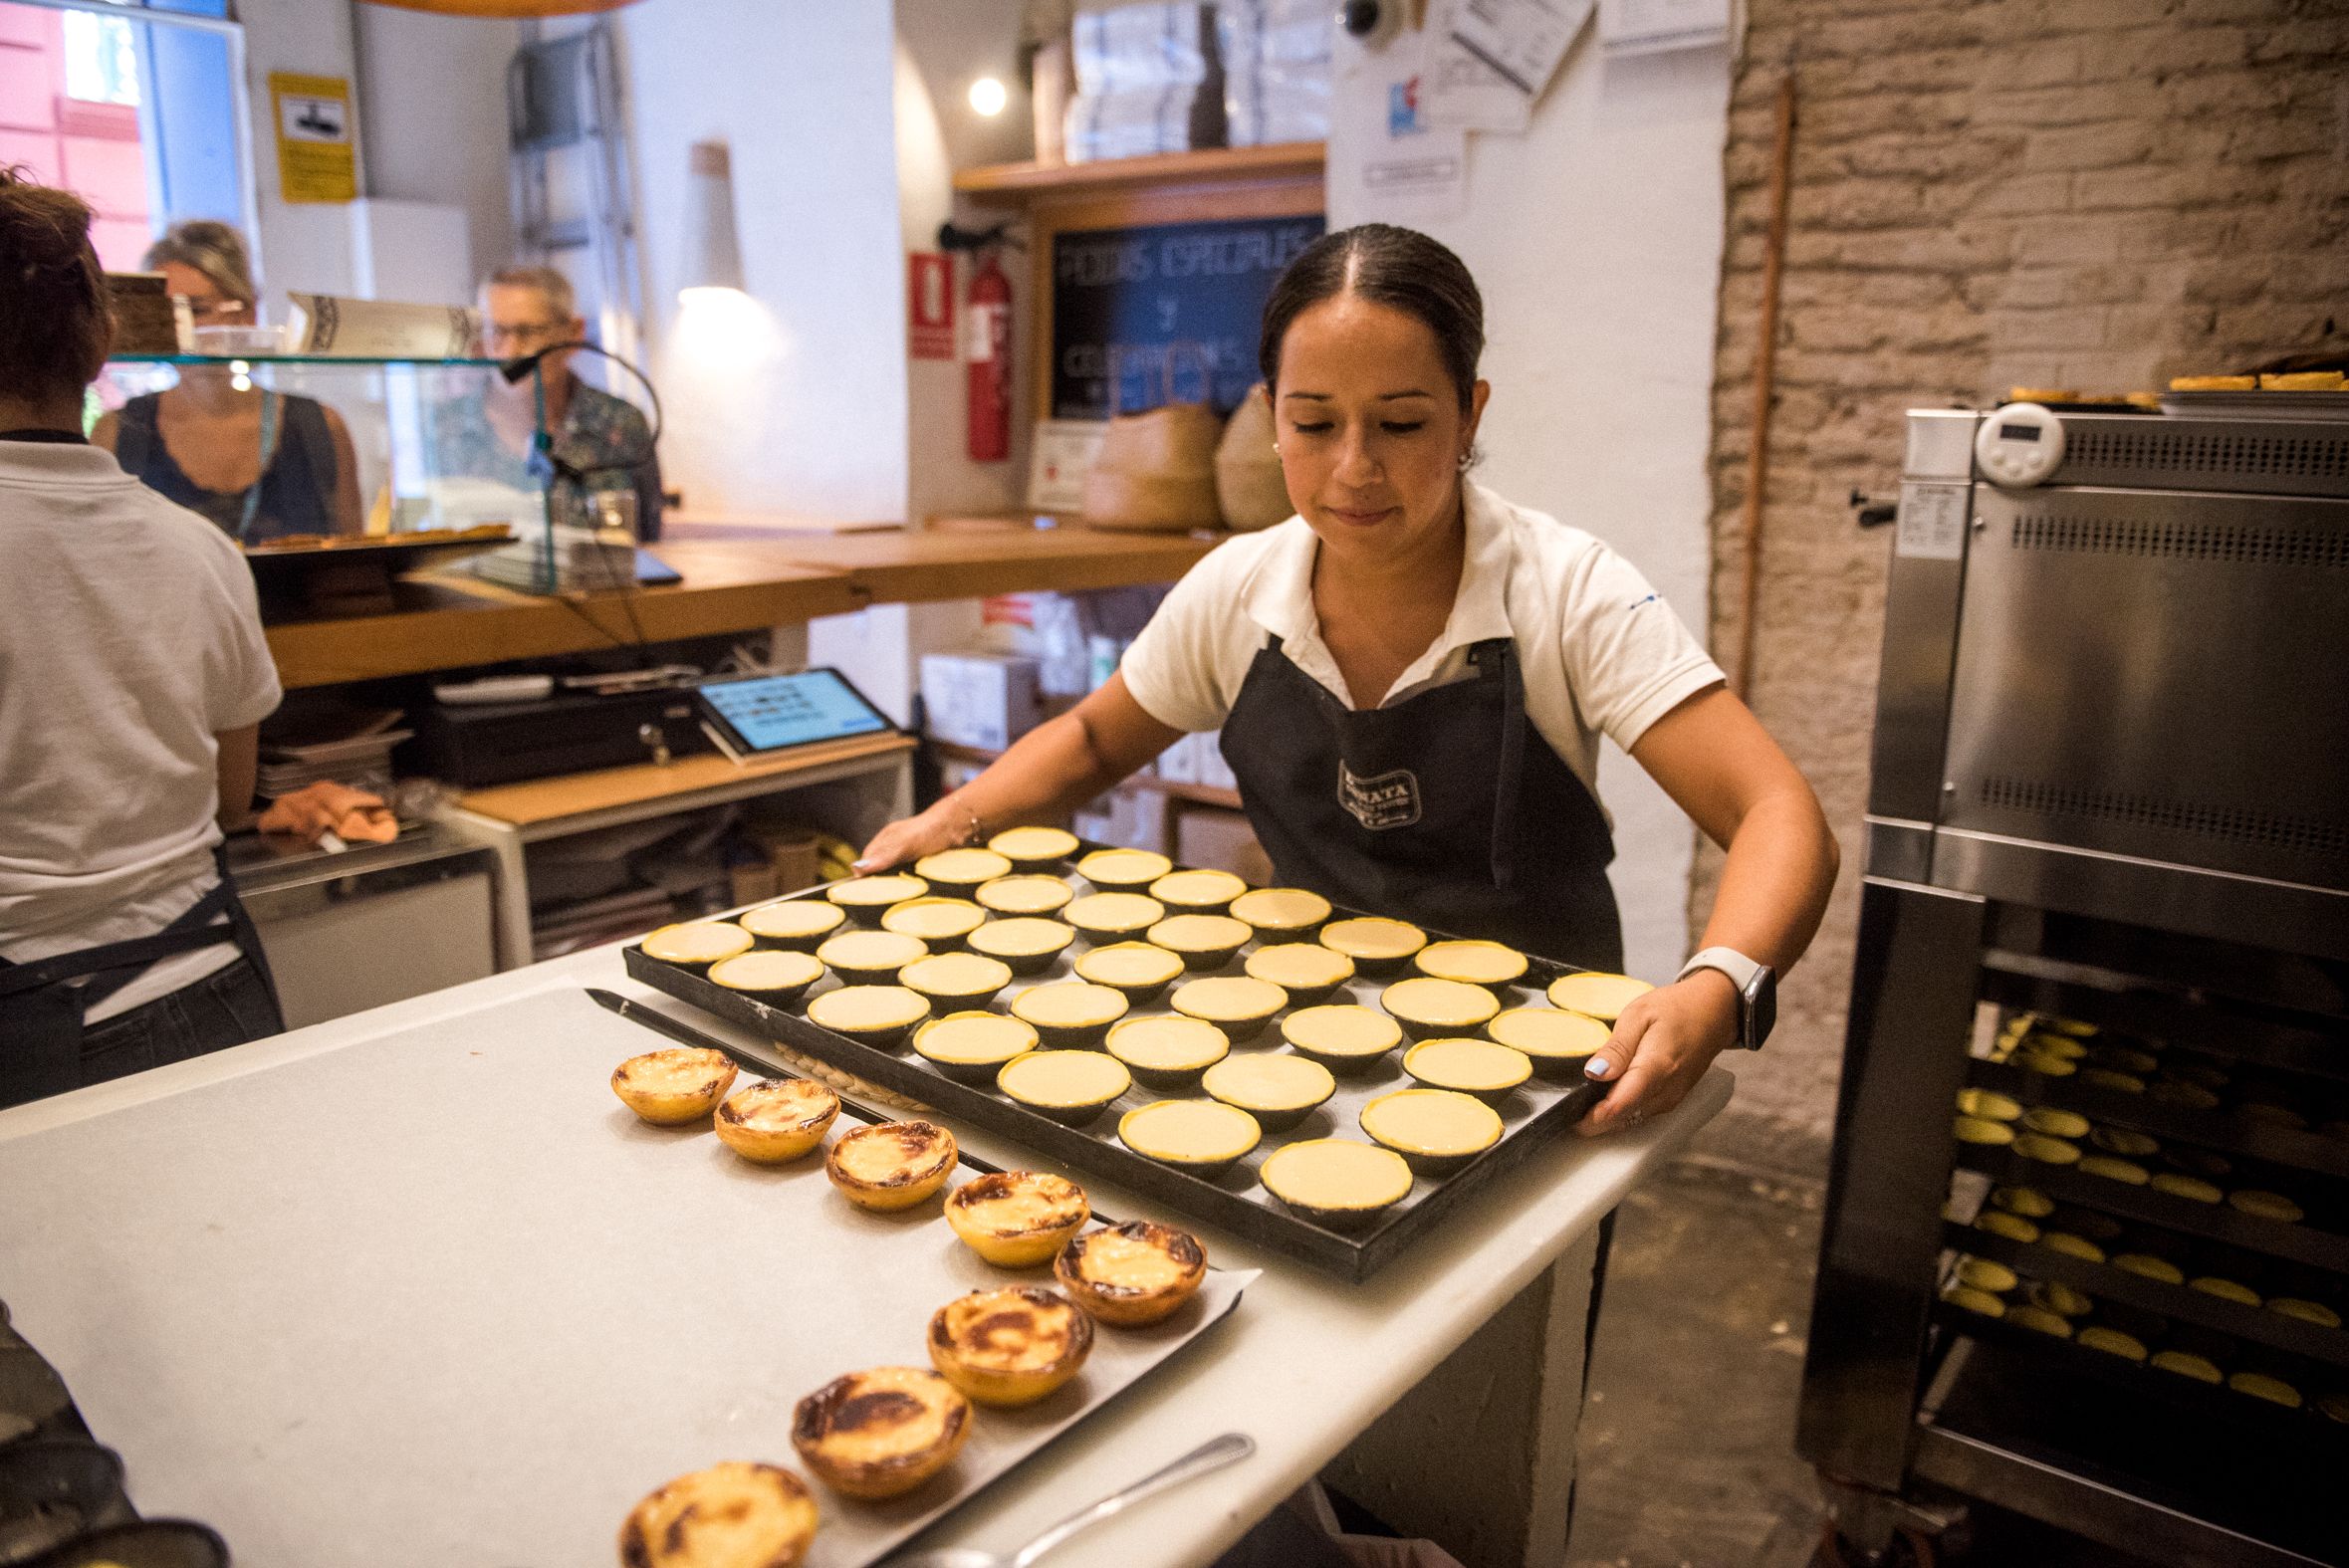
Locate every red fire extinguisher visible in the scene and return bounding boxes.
[966,248,1012,462]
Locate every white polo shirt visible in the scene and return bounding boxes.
[0,440,282,1019]
[1119,482,1724,813]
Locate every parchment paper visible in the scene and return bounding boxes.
[0,988,1251,1567]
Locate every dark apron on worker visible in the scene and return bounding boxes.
[0,849,280,1110]
[1218,634,1624,972]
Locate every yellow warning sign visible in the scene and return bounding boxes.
[269,72,355,204]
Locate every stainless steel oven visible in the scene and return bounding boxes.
[1799,405,2349,1566]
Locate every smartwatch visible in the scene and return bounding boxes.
[1675,947,1777,1051]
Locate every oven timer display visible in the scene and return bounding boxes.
[1977,402,2065,487]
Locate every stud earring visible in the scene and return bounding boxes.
[1457,451,1472,471]
[1271,442,1282,456]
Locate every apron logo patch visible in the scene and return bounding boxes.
[1338,762,1422,830]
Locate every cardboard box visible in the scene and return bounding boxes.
[1176,805,1271,884]
[1154,731,1202,784]
[920,652,1043,753]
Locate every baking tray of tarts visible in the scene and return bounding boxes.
[623,831,1622,1281]
[602,993,1252,1568]
[1939,1009,2349,1444]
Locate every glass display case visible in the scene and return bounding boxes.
[96,354,644,608]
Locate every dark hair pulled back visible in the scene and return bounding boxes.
[1258,223,1485,412]
[0,166,109,403]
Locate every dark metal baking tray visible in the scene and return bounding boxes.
[624,869,1610,1281]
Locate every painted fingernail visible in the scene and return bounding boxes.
[1584,1056,1613,1079]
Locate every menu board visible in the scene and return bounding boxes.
[1051,213,1326,420]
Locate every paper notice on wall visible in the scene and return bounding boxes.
[1342,34,1469,225]
[269,72,355,205]
[1438,0,1593,106]
[1028,418,1108,513]
[1420,1,1530,132]
[1598,0,1732,56]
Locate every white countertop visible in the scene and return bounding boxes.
[0,945,1729,1566]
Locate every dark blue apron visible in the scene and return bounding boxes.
[0,848,281,1110]
[1217,634,1625,971]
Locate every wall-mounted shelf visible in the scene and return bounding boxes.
[953,142,1324,206]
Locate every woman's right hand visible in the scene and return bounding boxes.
[854,799,968,873]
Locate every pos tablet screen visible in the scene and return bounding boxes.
[692,670,894,761]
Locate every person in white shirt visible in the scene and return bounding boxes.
[0,169,285,1108]
[859,223,1837,1135]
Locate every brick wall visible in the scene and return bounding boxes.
[1700,0,2349,1146]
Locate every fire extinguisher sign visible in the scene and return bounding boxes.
[907,253,955,360]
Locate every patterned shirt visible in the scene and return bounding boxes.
[428,373,664,541]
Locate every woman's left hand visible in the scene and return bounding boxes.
[1573,970,1741,1137]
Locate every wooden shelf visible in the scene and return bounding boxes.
[953,142,1324,205]
[453,731,916,828]
[931,740,1242,811]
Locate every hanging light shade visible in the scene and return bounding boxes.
[359,0,640,16]
[678,139,746,298]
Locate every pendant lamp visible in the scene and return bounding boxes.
[678,139,746,299]
[359,0,639,15]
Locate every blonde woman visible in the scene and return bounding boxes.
[95,221,361,541]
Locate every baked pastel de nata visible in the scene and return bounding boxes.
[612,1047,737,1126]
[618,1460,818,1568]
[1054,1220,1208,1325]
[824,1119,959,1212]
[791,1366,971,1500]
[714,1077,840,1164]
[944,1170,1091,1266]
[928,1284,1095,1408]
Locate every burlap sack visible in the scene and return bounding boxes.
[1214,384,1292,531]
[1081,346,1224,533]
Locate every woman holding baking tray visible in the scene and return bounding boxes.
[859,223,1837,1137]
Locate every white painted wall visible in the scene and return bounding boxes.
[350,5,518,287]
[894,0,1033,523]
[234,0,358,304]
[611,0,908,522]
[1329,32,1731,984]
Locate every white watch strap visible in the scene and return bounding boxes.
[1676,946,1761,991]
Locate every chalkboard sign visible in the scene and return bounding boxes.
[1051,213,1326,420]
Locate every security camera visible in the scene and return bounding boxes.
[1339,0,1400,47]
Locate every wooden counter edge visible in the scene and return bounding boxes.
[451,731,917,827]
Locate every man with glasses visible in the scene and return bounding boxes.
[433,264,664,542]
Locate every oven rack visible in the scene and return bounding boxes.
[1951,1144,2349,1274]
[1927,1304,2348,1451]
[1968,1055,2349,1181]
[1945,1221,2349,1372]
